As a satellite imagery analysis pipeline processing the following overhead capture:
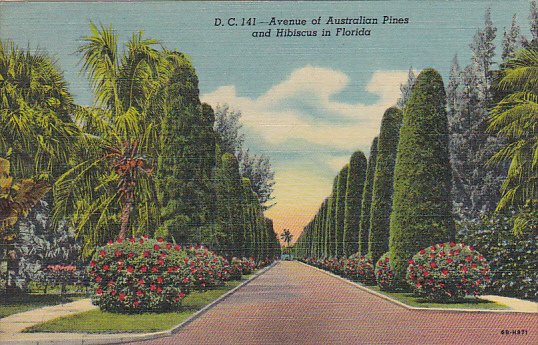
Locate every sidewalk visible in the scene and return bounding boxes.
[481,295,538,313]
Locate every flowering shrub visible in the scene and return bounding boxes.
[406,242,490,301]
[88,236,190,313]
[185,246,229,289]
[375,253,401,291]
[347,254,376,285]
[44,264,81,294]
[228,257,257,280]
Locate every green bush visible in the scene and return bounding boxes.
[407,242,489,301]
[343,151,367,256]
[88,237,190,313]
[368,107,403,264]
[460,212,537,300]
[389,68,455,280]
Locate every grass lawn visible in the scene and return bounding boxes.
[24,280,244,333]
[0,294,86,319]
[365,285,510,310]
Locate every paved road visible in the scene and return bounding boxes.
[136,261,537,345]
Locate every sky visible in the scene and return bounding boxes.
[0,1,533,242]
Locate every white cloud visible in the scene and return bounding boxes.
[201,66,408,150]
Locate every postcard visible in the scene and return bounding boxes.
[0,1,536,344]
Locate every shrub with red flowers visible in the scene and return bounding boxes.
[185,246,229,289]
[88,236,190,313]
[406,242,490,301]
[346,254,376,285]
[375,252,402,291]
[228,257,257,280]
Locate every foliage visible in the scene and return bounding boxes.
[488,48,538,231]
[460,212,537,300]
[359,137,378,255]
[407,242,490,301]
[389,68,455,280]
[0,158,50,241]
[375,253,402,291]
[228,257,256,280]
[213,104,245,156]
[368,107,402,264]
[343,151,367,256]
[347,253,376,285]
[88,236,190,313]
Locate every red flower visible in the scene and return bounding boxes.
[438,251,445,257]
[114,250,122,257]
[90,260,96,267]
[150,284,156,291]
[157,259,165,266]
[138,279,145,285]
[429,262,438,269]
[157,237,164,243]
[430,245,436,251]
[441,268,449,276]
[96,288,103,295]
[166,243,172,250]
[423,271,430,277]
[136,290,143,297]
[143,251,150,258]
[446,258,453,263]
[140,266,148,273]
[157,287,163,294]
[110,290,117,296]
[128,252,135,258]
[99,250,106,257]
[127,266,135,273]
[449,242,456,247]
[153,244,160,251]
[143,235,149,239]
[119,293,126,301]
[385,257,389,263]
[429,253,435,258]
[179,292,185,299]
[151,266,159,273]
[408,259,415,265]
[103,264,110,271]
[465,255,473,262]
[461,266,468,273]
[471,263,478,269]
[116,238,123,244]
[107,240,114,245]
[133,300,140,307]
[157,276,164,284]
[95,276,103,283]
[167,267,174,273]
[174,245,181,251]
[107,280,115,287]
[469,246,475,251]
[415,282,422,288]
[182,277,189,284]
[139,239,144,244]
[419,249,425,255]
[129,237,136,243]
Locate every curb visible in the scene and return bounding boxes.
[297,260,537,314]
[0,261,278,345]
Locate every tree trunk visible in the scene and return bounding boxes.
[118,200,133,240]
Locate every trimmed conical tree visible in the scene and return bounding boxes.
[368,107,403,263]
[389,68,455,280]
[359,137,379,255]
[343,151,367,256]
[335,165,349,257]
[328,176,338,256]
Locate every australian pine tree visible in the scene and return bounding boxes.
[327,177,338,256]
[335,165,349,257]
[215,153,245,258]
[343,151,367,256]
[368,107,403,263]
[389,68,455,280]
[359,137,378,255]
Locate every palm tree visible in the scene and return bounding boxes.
[0,40,79,180]
[52,23,180,255]
[280,229,293,247]
[489,48,538,233]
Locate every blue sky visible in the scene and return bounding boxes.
[0,1,533,237]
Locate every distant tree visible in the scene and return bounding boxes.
[280,229,293,247]
[359,137,378,255]
[502,15,522,61]
[343,151,367,256]
[397,67,416,109]
[334,165,349,257]
[214,104,244,155]
[389,69,455,280]
[237,149,275,207]
[368,107,403,263]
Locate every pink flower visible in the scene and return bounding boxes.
[96,288,103,295]
[153,244,160,251]
[119,293,126,301]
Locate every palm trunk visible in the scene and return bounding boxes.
[118,199,133,240]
